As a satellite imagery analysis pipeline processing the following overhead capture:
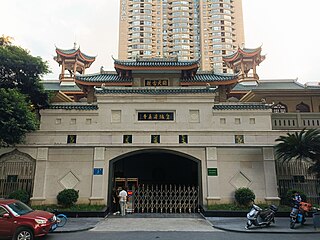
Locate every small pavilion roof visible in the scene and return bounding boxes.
[223,46,263,62]
[55,46,96,63]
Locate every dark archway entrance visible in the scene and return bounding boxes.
[109,149,201,213]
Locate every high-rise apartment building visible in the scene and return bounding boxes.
[118,0,245,73]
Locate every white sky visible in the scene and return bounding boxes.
[1,0,320,83]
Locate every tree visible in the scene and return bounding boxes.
[275,128,320,178]
[0,35,50,109]
[0,88,38,146]
[0,35,50,146]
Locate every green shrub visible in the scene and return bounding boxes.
[57,189,79,207]
[234,187,255,206]
[8,189,30,204]
[282,189,307,206]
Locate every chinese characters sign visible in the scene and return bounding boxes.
[145,80,168,87]
[138,112,174,121]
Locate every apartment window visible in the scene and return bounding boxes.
[67,135,77,144]
[123,135,132,144]
[179,135,188,144]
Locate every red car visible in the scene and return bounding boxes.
[0,199,56,240]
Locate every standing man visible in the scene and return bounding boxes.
[118,187,128,216]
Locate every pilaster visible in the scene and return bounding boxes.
[30,148,48,206]
[89,147,106,205]
[205,147,221,206]
[263,147,280,204]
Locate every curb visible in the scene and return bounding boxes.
[211,224,320,234]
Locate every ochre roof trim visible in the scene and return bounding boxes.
[223,46,263,62]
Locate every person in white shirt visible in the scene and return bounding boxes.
[118,187,128,216]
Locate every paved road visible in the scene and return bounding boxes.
[45,231,320,240]
[93,217,219,232]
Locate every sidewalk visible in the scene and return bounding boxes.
[207,217,320,234]
[52,217,103,233]
[51,215,320,234]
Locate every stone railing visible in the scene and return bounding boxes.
[272,113,320,130]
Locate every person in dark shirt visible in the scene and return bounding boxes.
[112,188,120,215]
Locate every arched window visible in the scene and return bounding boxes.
[296,102,310,112]
[272,102,287,113]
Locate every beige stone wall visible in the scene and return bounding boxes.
[28,147,95,205]
[14,93,286,206]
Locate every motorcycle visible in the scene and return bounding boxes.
[245,204,278,229]
[289,201,312,229]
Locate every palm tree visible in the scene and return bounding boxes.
[275,128,320,177]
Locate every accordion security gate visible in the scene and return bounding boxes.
[132,184,199,213]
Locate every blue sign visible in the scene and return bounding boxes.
[93,168,103,175]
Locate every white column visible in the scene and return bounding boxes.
[263,147,280,203]
[89,147,106,204]
[206,147,221,205]
[30,148,48,205]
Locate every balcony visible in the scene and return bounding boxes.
[272,113,320,130]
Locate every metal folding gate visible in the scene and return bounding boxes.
[276,161,320,205]
[132,184,199,213]
[0,153,36,199]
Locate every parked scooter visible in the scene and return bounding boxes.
[289,201,312,229]
[245,203,278,229]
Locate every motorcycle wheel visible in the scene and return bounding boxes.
[245,220,252,229]
[290,220,295,229]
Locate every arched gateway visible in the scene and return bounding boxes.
[108,149,201,213]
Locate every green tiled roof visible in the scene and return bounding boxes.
[254,81,305,90]
[46,104,98,110]
[181,73,237,82]
[75,72,235,83]
[81,52,96,60]
[76,73,132,83]
[232,83,258,91]
[213,103,271,110]
[96,87,215,95]
[114,58,199,67]
[56,47,78,55]
[40,81,83,92]
[232,80,305,91]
